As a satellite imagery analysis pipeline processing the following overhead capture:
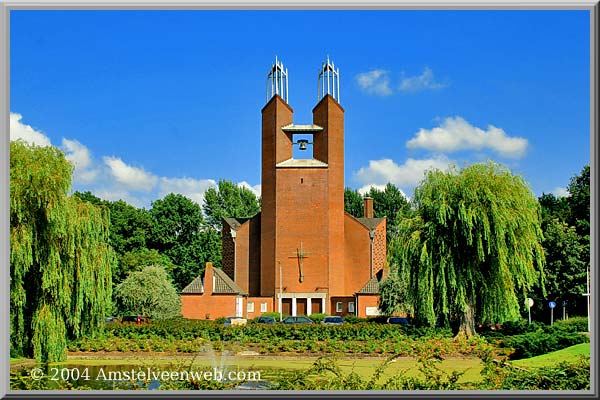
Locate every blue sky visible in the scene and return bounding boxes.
[9,10,590,208]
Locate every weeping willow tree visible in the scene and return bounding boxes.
[10,140,114,363]
[391,162,545,337]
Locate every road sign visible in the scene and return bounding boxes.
[548,301,556,309]
[526,298,534,308]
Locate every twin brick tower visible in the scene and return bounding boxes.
[181,57,387,319]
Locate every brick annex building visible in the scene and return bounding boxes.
[181,57,387,319]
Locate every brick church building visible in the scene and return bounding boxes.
[181,57,387,319]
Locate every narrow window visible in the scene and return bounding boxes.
[261,302,268,312]
[336,302,343,313]
[348,302,355,313]
[247,302,255,313]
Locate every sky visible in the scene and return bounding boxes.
[9,10,590,209]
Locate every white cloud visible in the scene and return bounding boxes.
[354,156,453,191]
[399,67,447,93]
[238,181,261,197]
[552,186,570,198]
[356,70,392,96]
[158,177,217,205]
[10,112,52,147]
[103,156,158,192]
[61,138,99,183]
[406,116,528,159]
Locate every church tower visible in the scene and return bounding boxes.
[260,57,345,315]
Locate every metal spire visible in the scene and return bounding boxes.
[318,55,340,103]
[266,56,289,103]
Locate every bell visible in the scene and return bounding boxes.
[298,139,309,150]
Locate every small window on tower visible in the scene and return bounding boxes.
[301,178,304,184]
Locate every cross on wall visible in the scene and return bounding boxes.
[289,241,312,283]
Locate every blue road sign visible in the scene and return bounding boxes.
[548,301,556,309]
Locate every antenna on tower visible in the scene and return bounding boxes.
[318,55,340,103]
[266,56,288,103]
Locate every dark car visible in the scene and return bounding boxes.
[256,316,277,324]
[121,315,150,324]
[387,317,411,326]
[282,316,313,324]
[322,316,344,325]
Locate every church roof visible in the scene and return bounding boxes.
[224,217,251,231]
[355,217,385,231]
[181,275,204,294]
[181,267,247,295]
[212,267,247,295]
[357,275,380,294]
[276,158,328,168]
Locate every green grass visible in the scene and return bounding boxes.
[47,355,484,384]
[511,343,590,369]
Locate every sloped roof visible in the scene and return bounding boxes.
[212,267,247,295]
[357,275,380,295]
[355,217,385,231]
[181,275,204,294]
[223,217,250,231]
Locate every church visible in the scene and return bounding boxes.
[181,57,388,320]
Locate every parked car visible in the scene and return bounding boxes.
[387,317,411,326]
[121,315,150,324]
[256,315,277,324]
[282,316,313,324]
[322,316,344,325]
[105,316,118,324]
[224,316,247,326]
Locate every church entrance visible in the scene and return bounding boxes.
[281,298,292,317]
[311,299,322,314]
[296,299,307,316]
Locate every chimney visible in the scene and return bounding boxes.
[363,197,374,218]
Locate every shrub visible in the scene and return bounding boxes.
[309,313,326,323]
[501,329,589,359]
[499,357,590,390]
[553,317,588,333]
[261,312,282,320]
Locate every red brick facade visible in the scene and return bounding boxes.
[182,74,387,320]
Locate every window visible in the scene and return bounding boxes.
[348,301,355,313]
[336,302,343,313]
[247,302,254,313]
[261,302,268,312]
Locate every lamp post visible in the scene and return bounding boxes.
[279,260,283,323]
[583,266,591,332]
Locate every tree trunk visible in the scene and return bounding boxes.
[455,295,477,339]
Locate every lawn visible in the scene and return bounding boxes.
[511,343,590,369]
[49,355,485,385]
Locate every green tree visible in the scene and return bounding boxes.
[108,200,153,256]
[118,248,176,283]
[203,179,261,230]
[391,162,545,337]
[344,187,364,217]
[10,141,114,362]
[378,269,411,316]
[566,164,590,236]
[149,193,216,290]
[365,183,411,243]
[542,219,587,300]
[114,265,181,320]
